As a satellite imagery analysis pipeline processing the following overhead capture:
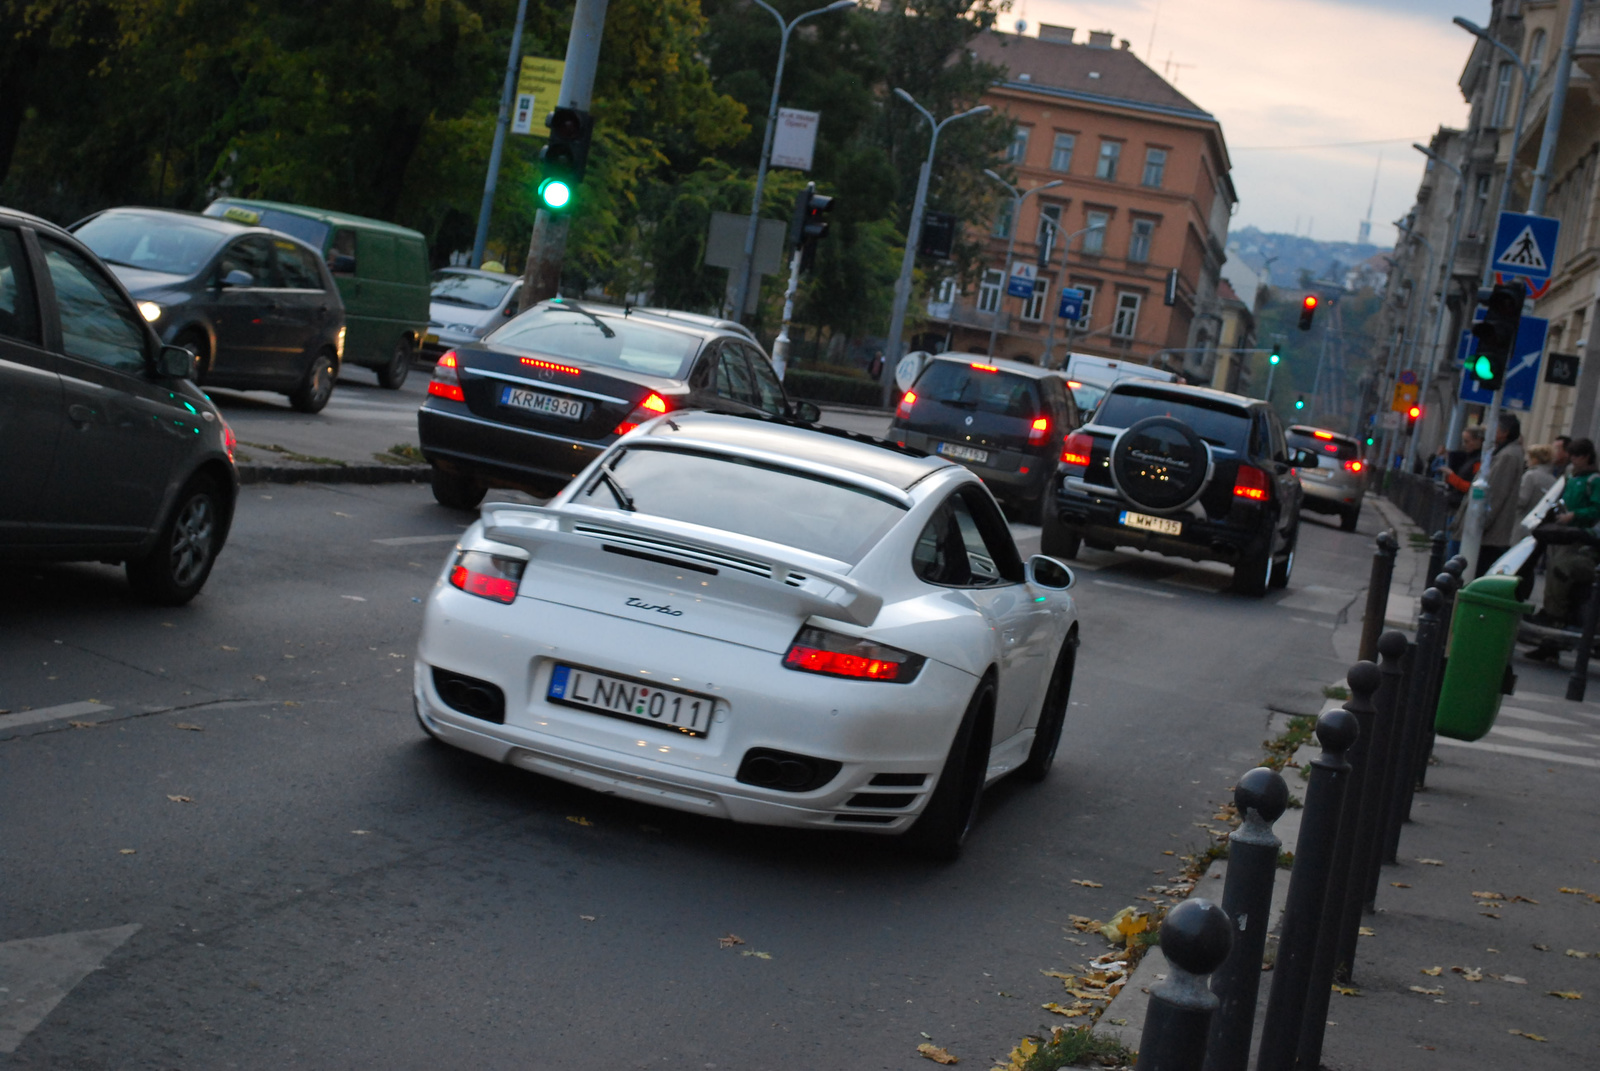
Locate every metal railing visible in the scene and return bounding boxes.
[1383,469,1452,534]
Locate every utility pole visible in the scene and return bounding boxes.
[519,0,610,309]
[470,0,530,269]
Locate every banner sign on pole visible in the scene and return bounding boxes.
[1490,210,1560,299]
[1007,261,1037,299]
[1057,287,1085,321]
[1458,314,1549,410]
[1391,383,1419,412]
[513,57,566,134]
[770,109,820,170]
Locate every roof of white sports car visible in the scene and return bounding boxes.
[638,411,953,490]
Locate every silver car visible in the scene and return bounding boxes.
[1289,424,1366,531]
[423,268,522,360]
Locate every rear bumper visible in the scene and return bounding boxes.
[1049,476,1269,564]
[1298,477,1363,512]
[894,428,1052,500]
[419,401,605,490]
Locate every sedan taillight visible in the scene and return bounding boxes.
[448,549,525,604]
[1060,431,1094,469]
[428,351,465,402]
[782,626,925,684]
[614,392,670,436]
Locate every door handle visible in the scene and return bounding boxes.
[68,403,94,424]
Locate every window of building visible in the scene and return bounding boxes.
[1082,210,1110,255]
[978,269,1004,313]
[1470,173,1492,237]
[1051,133,1076,172]
[1528,29,1547,82]
[1112,292,1142,339]
[1142,148,1167,188]
[1128,219,1155,263]
[935,277,957,305]
[1070,284,1096,329]
[1491,62,1514,128]
[1007,127,1031,165]
[1022,279,1048,321]
[993,200,1013,238]
[1096,140,1121,181]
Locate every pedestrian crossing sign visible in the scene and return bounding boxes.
[1490,211,1559,285]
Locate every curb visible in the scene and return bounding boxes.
[236,463,429,486]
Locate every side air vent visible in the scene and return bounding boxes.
[846,792,917,809]
[833,813,898,824]
[868,773,927,787]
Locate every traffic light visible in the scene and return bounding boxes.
[1294,394,1306,410]
[1405,404,1421,432]
[1469,281,1526,390]
[538,107,594,212]
[1269,342,1281,366]
[793,183,834,272]
[1297,294,1319,331]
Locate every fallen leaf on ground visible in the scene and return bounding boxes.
[174,723,202,731]
[1567,950,1592,959]
[1481,912,1502,919]
[579,915,595,922]
[1067,914,1097,932]
[1451,967,1482,982]
[996,1038,1038,1069]
[166,795,192,803]
[1419,858,1444,866]
[1065,989,1110,1001]
[1332,984,1361,996]
[251,674,266,682]
[118,848,136,855]
[1071,879,1102,888]
[1042,1003,1090,1017]
[1161,850,1175,856]
[351,830,369,835]
[1508,1030,1547,1042]
[738,949,771,959]
[1534,944,1550,951]
[1559,887,1588,895]
[284,700,300,707]
[566,816,593,827]
[1548,990,1582,1000]
[1358,927,1375,937]
[718,934,744,948]
[1040,969,1073,981]
[220,645,238,651]
[1421,967,1443,976]
[1391,882,1412,888]
[1508,895,1539,904]
[1492,974,1528,984]
[67,721,96,729]
[1472,891,1505,900]
[1409,986,1444,996]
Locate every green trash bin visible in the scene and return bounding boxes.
[1435,575,1533,741]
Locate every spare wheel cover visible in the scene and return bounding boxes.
[1110,415,1212,512]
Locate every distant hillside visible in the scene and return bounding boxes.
[1228,226,1391,290]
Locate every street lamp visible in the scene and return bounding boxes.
[1039,220,1106,368]
[1406,143,1466,474]
[878,90,990,404]
[729,0,857,321]
[982,169,1063,359]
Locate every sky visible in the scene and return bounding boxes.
[1018,0,1491,246]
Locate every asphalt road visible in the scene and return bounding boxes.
[0,482,1378,1069]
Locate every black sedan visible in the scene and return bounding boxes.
[418,301,818,508]
[70,207,346,413]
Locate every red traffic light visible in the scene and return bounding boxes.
[1302,295,1318,311]
[1407,405,1421,420]
[1297,293,1320,331]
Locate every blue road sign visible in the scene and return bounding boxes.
[1491,211,1560,286]
[1458,314,1548,410]
[1007,261,1037,299]
[1057,287,1085,321]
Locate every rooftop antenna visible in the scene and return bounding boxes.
[1146,0,1161,57]
[1358,151,1383,245]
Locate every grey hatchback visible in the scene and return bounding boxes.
[0,206,238,604]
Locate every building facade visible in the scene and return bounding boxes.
[921,26,1237,383]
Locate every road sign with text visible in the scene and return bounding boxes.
[1007,261,1037,299]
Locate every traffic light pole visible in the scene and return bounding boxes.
[471,0,530,269]
[518,0,609,309]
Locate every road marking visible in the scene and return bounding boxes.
[0,702,112,731]
[1485,725,1594,749]
[1498,705,1585,726]
[0,924,140,1053]
[1093,579,1177,599]
[1435,737,1600,769]
[372,534,462,546]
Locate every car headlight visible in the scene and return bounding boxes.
[137,301,162,323]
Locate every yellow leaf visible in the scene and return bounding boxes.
[1508,1030,1547,1042]
[1358,927,1375,937]
[1391,882,1411,888]
[1117,912,1151,937]
[166,794,192,803]
[1162,850,1175,856]
[566,816,593,827]
[739,950,771,959]
[1418,858,1444,866]
[1566,950,1593,959]
[1471,891,1504,900]
[1409,985,1444,996]
[1040,969,1074,981]
[1548,990,1582,1000]
[118,848,136,855]
[1450,967,1482,981]
[916,1042,959,1065]
[1042,1002,1089,1017]
[1332,984,1361,996]
[1421,967,1443,976]
[220,645,238,651]
[1071,879,1103,888]
[1558,887,1588,895]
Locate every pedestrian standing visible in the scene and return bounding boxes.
[1476,412,1526,578]
[1552,435,1572,477]
[1532,438,1600,629]
[1428,446,1449,480]
[1446,426,1486,559]
[1515,444,1557,542]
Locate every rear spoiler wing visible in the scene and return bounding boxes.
[479,503,884,627]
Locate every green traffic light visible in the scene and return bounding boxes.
[538,177,573,210]
[1472,354,1493,380]
[1269,352,1280,365]
[1294,398,1305,410]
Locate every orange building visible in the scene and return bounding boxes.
[922,26,1238,382]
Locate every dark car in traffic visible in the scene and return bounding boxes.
[888,355,1082,519]
[418,300,819,508]
[0,206,238,604]
[1041,380,1310,596]
[70,207,346,412]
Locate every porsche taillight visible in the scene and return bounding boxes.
[1060,432,1094,469]
[447,549,525,604]
[428,350,465,402]
[614,392,670,436]
[1233,464,1270,501]
[781,626,925,684]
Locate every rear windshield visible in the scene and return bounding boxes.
[1095,387,1250,452]
[574,447,905,563]
[75,214,224,277]
[433,271,514,310]
[1289,430,1358,462]
[489,307,698,378]
[916,361,1038,419]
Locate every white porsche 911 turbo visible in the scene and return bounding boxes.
[413,411,1080,857]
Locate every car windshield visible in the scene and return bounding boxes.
[1095,388,1251,452]
[916,360,1038,418]
[1289,430,1358,462]
[573,446,906,563]
[75,214,224,277]
[433,271,514,310]
[488,307,699,378]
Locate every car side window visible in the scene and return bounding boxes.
[913,490,1021,587]
[688,346,717,391]
[714,343,758,406]
[40,239,147,373]
[328,228,357,273]
[0,227,41,345]
[218,236,276,287]
[1266,411,1289,464]
[743,343,787,415]
[274,240,324,290]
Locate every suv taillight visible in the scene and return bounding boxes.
[448,549,525,604]
[614,392,669,436]
[1344,459,1364,473]
[1233,464,1270,501]
[896,390,917,420]
[782,626,925,683]
[1028,416,1050,445]
[1060,432,1094,469]
[428,351,464,402]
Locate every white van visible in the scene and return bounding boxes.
[1062,353,1177,413]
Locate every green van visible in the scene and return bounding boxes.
[202,198,430,388]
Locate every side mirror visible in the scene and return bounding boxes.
[155,344,195,378]
[792,400,821,423]
[328,254,357,275]
[219,268,254,288]
[1026,554,1075,590]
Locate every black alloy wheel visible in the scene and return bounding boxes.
[903,678,995,861]
[126,475,224,605]
[1232,538,1273,598]
[430,464,487,511]
[289,351,338,413]
[1269,532,1296,590]
[378,336,413,390]
[1019,637,1077,782]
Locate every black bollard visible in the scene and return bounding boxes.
[1357,632,1409,914]
[1418,570,1462,790]
[1202,769,1289,1071]
[1357,531,1400,663]
[1254,708,1359,1071]
[1567,575,1600,702]
[1427,531,1447,590]
[1386,588,1445,855]
[1136,898,1233,1071]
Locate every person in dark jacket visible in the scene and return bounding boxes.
[1532,438,1600,627]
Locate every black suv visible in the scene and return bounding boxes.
[888,354,1081,519]
[1040,381,1310,596]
